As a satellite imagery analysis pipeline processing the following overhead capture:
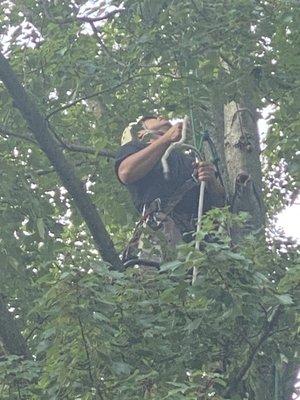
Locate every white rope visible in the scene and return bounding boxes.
[192,180,205,284]
[160,115,206,284]
[161,115,189,179]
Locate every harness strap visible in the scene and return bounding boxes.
[121,177,199,263]
[162,178,199,215]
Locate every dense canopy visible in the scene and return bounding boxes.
[0,1,299,399]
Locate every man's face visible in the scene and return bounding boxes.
[142,116,172,133]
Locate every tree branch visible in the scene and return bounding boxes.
[224,305,283,397]
[24,160,100,178]
[0,124,116,158]
[0,124,36,144]
[89,21,125,67]
[46,8,125,25]
[45,70,196,122]
[0,51,122,270]
[45,76,134,120]
[0,294,31,358]
[76,9,125,23]
[60,141,115,158]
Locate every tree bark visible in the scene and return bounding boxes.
[223,97,265,236]
[0,52,122,270]
[223,99,263,199]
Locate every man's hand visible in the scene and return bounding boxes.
[195,161,216,183]
[163,122,183,143]
[194,161,226,206]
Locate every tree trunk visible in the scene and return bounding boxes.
[210,86,265,239]
[223,97,265,237]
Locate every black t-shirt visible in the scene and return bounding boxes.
[115,140,213,216]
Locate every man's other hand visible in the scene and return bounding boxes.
[164,122,183,143]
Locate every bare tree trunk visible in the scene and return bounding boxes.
[211,90,265,239]
[223,97,265,237]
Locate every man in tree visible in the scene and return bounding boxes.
[115,115,225,260]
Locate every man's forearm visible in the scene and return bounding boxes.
[118,136,171,184]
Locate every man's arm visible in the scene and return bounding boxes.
[117,123,182,184]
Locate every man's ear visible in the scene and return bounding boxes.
[137,129,147,139]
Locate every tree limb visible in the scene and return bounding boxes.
[0,124,116,158]
[89,21,126,67]
[45,76,134,120]
[60,141,115,158]
[25,160,99,178]
[0,124,36,144]
[45,72,191,121]
[76,9,125,23]
[224,305,283,397]
[0,51,122,270]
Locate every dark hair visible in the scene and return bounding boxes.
[130,115,158,135]
[139,115,158,123]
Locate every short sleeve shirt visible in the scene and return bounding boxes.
[115,140,213,216]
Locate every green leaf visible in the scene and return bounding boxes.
[274,294,294,305]
[37,217,45,239]
[111,361,132,375]
[159,260,182,272]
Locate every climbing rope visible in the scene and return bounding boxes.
[161,116,226,283]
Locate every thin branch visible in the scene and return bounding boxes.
[224,305,283,397]
[25,160,100,178]
[45,70,201,122]
[77,9,124,23]
[25,316,49,341]
[59,9,125,25]
[0,124,36,144]
[189,0,207,19]
[89,21,125,67]
[78,315,104,399]
[0,123,116,158]
[60,141,115,158]
[220,52,235,70]
[45,76,134,120]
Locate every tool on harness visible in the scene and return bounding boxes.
[142,198,163,231]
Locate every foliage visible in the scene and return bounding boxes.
[0,0,299,399]
[0,210,299,399]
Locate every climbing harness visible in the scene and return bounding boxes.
[121,177,200,265]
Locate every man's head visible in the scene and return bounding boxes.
[121,115,172,145]
[140,115,172,134]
